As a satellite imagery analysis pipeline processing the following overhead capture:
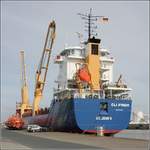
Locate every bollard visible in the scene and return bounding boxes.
[97,126,104,136]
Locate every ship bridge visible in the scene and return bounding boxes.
[54,46,116,91]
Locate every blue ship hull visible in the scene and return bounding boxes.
[25,98,132,135]
[48,98,132,134]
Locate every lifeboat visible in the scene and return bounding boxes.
[5,114,24,129]
[78,67,91,83]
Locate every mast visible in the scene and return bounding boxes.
[78,8,108,40]
[88,8,91,39]
[77,9,108,91]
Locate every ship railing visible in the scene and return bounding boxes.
[106,93,132,100]
[53,88,132,100]
[72,89,105,99]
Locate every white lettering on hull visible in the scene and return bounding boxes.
[96,116,112,121]
[111,103,130,108]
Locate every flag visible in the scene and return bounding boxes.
[100,17,109,23]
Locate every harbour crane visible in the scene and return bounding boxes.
[19,50,32,117]
[32,21,56,116]
[5,50,31,129]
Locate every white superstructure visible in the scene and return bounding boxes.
[100,48,114,84]
[55,46,84,90]
[54,46,114,90]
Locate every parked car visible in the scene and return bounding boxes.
[27,124,42,132]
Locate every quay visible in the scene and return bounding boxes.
[1,128,149,150]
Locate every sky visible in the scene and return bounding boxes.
[1,1,149,121]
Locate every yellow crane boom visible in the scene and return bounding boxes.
[19,50,32,117]
[33,21,56,116]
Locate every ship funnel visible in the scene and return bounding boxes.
[85,37,101,90]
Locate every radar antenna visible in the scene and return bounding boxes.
[78,8,108,40]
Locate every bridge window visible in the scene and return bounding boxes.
[91,44,98,55]
[71,49,74,55]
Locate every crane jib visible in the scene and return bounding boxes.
[33,21,56,116]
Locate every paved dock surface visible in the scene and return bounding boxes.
[1,128,149,150]
[1,128,97,149]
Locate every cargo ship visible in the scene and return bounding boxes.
[6,10,132,135]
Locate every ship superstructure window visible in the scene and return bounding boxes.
[104,64,106,68]
[71,49,74,55]
[60,50,70,57]
[81,49,85,56]
[104,74,106,79]
[66,50,70,56]
[91,44,98,55]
